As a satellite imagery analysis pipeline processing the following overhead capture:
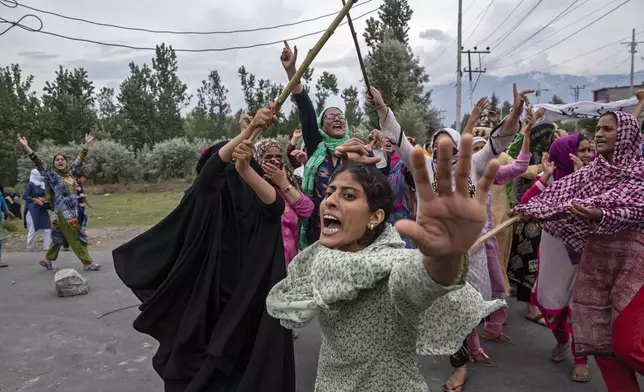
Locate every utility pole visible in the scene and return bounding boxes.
[535,82,550,104]
[621,29,643,96]
[437,109,447,127]
[570,85,586,102]
[463,46,491,107]
[455,0,463,132]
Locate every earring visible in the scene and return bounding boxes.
[369,224,374,230]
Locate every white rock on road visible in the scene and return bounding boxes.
[54,268,89,297]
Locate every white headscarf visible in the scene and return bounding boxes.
[29,169,45,190]
[473,136,488,146]
[431,128,461,150]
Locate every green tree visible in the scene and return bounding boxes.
[501,100,512,117]
[0,64,41,185]
[364,0,413,49]
[342,86,363,129]
[395,99,427,140]
[489,92,499,114]
[314,71,339,113]
[195,70,231,140]
[550,94,565,104]
[151,44,191,141]
[41,66,97,145]
[364,31,436,132]
[118,62,156,149]
[238,66,285,137]
[96,87,122,139]
[183,108,214,140]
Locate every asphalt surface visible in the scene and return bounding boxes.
[1,251,641,391]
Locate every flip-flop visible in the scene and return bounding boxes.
[442,378,467,392]
[525,313,547,327]
[480,331,516,345]
[551,342,570,362]
[572,364,591,383]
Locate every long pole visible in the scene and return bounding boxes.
[455,0,463,132]
[630,28,635,95]
[249,0,357,141]
[343,0,371,94]
[621,28,643,96]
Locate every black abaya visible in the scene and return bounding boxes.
[113,142,295,392]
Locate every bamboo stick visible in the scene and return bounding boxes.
[469,216,520,251]
[248,0,357,142]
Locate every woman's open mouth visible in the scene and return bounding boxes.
[322,214,342,235]
[332,123,343,131]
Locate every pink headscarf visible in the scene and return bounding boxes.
[512,111,644,253]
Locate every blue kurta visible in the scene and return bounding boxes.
[22,182,51,231]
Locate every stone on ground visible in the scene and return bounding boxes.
[54,268,89,297]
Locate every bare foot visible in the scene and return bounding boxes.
[443,367,467,392]
[572,364,591,382]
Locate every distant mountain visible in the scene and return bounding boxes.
[429,72,644,125]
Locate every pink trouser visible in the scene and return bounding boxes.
[553,330,588,365]
[484,237,506,334]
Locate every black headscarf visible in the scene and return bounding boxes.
[113,141,295,392]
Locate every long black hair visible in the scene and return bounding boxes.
[329,163,393,247]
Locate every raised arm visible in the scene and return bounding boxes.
[462,97,489,136]
[280,42,321,152]
[633,90,644,119]
[366,87,416,169]
[16,134,61,189]
[494,108,534,185]
[233,140,277,205]
[260,159,313,217]
[70,132,96,173]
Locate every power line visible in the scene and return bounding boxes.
[463,0,495,44]
[0,7,380,52]
[511,0,622,57]
[490,0,630,71]
[488,0,543,49]
[0,0,375,34]
[475,0,526,47]
[486,0,580,65]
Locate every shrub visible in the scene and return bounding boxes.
[17,139,137,185]
[142,137,218,180]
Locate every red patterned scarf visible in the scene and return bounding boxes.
[512,111,644,253]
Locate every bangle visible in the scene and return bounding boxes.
[282,185,293,193]
[376,104,387,110]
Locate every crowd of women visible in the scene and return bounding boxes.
[2,38,640,391]
[108,40,644,392]
[0,134,99,271]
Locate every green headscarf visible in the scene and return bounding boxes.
[301,108,349,197]
[299,108,349,250]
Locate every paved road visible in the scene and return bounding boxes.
[0,251,641,391]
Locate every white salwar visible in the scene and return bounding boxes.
[26,211,51,251]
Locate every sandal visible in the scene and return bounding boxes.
[480,331,516,345]
[572,364,591,383]
[442,371,468,392]
[83,264,102,272]
[469,348,495,367]
[525,313,547,327]
[551,342,570,362]
[39,260,53,271]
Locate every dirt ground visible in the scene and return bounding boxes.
[1,227,148,253]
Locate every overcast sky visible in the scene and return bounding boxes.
[2,0,642,112]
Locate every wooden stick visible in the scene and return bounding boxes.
[342,0,371,94]
[469,216,520,251]
[96,304,139,319]
[248,0,357,142]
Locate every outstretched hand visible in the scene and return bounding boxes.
[280,41,298,75]
[512,83,535,116]
[335,138,382,165]
[85,132,97,146]
[396,135,500,286]
[16,134,33,154]
[233,140,254,173]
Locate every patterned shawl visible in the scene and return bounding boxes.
[266,224,505,355]
[513,112,644,253]
[254,138,301,191]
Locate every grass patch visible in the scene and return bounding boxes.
[87,191,183,228]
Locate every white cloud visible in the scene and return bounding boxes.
[1,0,641,114]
